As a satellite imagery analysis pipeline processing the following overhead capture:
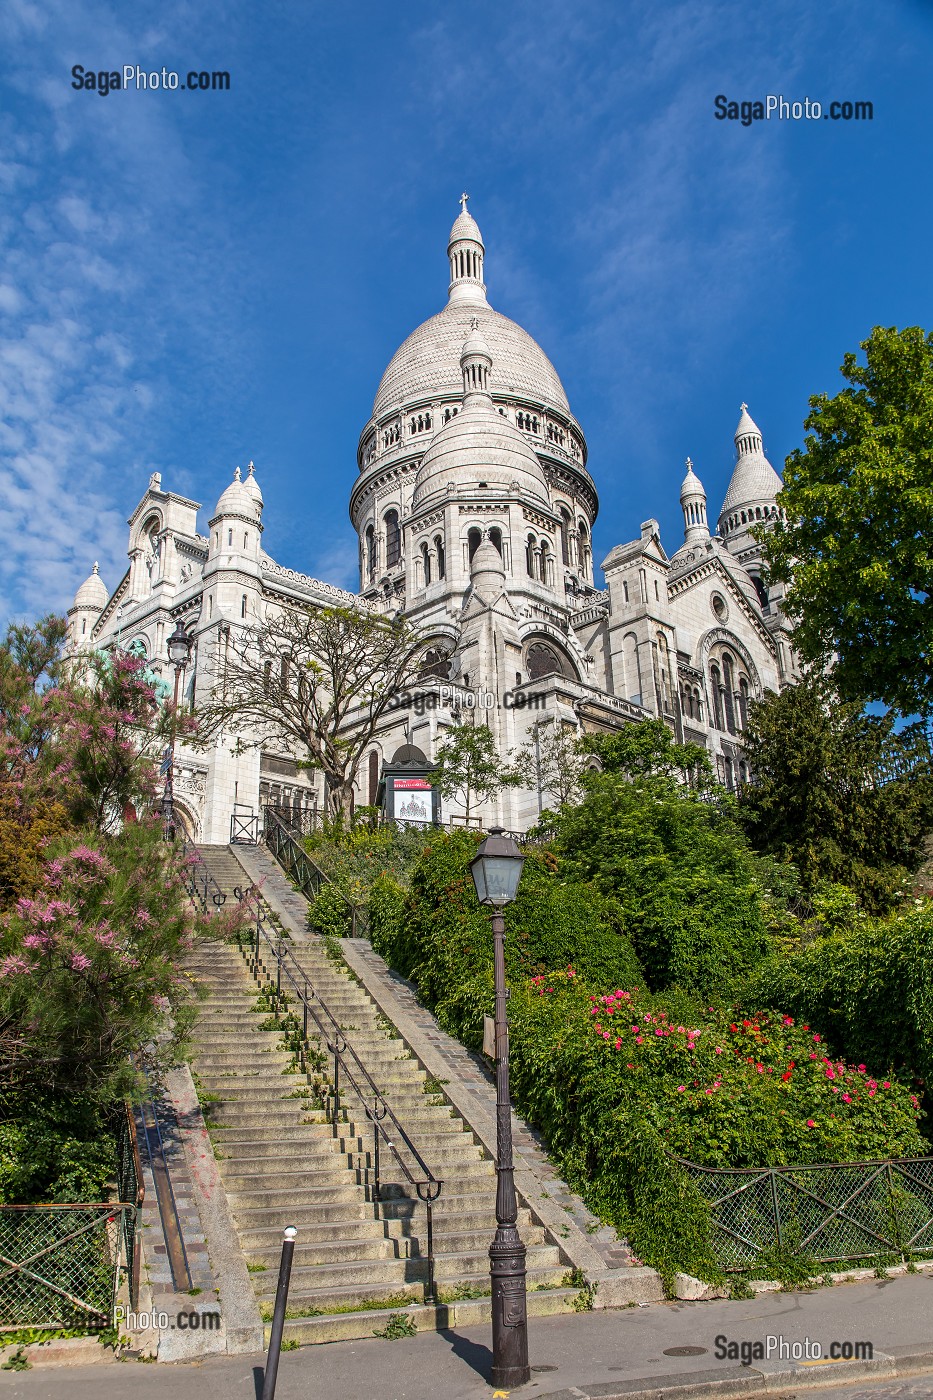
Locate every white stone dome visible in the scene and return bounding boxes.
[73,562,108,611]
[214,467,260,521]
[448,208,484,249]
[412,398,551,510]
[373,302,570,420]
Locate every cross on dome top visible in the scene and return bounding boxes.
[460,192,469,213]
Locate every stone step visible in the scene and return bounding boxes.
[277,1287,579,1344]
[251,1248,565,1299]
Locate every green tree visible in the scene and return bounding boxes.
[512,718,591,811]
[431,721,524,824]
[738,677,933,913]
[198,604,427,818]
[765,325,933,718]
[581,718,712,786]
[550,765,768,997]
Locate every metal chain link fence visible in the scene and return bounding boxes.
[679,1155,933,1269]
[0,1103,142,1331]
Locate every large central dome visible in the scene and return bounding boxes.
[371,200,570,420]
[372,303,571,419]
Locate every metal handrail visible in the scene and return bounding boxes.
[263,807,368,939]
[182,843,442,1302]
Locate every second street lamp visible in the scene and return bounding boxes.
[161,622,192,839]
[469,827,529,1391]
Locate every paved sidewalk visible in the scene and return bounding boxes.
[2,1273,932,1399]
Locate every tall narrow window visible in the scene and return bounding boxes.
[280,656,289,691]
[434,534,446,578]
[710,664,724,729]
[365,525,376,580]
[468,527,482,562]
[241,594,247,618]
[559,507,571,565]
[228,529,233,546]
[421,542,431,586]
[385,510,401,568]
[722,653,736,733]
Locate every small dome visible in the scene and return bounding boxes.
[448,207,484,250]
[460,318,492,364]
[215,466,260,521]
[412,401,550,511]
[720,403,783,520]
[73,562,108,611]
[470,532,506,598]
[243,461,263,509]
[680,457,706,501]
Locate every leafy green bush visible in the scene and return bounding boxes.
[741,900,933,1090]
[550,774,770,996]
[373,831,643,1046]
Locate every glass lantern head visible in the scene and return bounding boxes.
[469,828,525,907]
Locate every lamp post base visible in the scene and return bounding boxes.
[490,1226,530,1389]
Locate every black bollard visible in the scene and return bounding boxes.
[261,1226,297,1400]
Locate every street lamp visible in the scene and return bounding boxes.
[161,622,192,839]
[469,827,529,1391]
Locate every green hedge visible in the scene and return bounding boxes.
[741,901,933,1091]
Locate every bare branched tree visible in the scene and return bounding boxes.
[197,603,428,817]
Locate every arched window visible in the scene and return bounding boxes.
[623,579,629,602]
[420,647,451,679]
[280,656,289,691]
[710,663,724,729]
[365,525,376,580]
[467,527,482,562]
[241,594,247,618]
[559,507,572,565]
[526,641,566,680]
[693,687,702,721]
[420,541,431,586]
[722,653,736,733]
[622,632,640,703]
[385,510,401,569]
[489,526,503,556]
[368,750,380,807]
[750,574,768,609]
[525,534,537,578]
[434,534,446,579]
[577,520,590,576]
[540,540,553,586]
[739,676,750,730]
[228,528,233,547]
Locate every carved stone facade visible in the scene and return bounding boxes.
[65,202,798,836]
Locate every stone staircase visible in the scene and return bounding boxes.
[189,845,578,1344]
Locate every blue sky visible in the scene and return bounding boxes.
[1,0,931,621]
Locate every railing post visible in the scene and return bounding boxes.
[425,1198,436,1306]
[332,1052,340,1132]
[770,1168,782,1252]
[373,1120,381,1202]
[261,1226,297,1400]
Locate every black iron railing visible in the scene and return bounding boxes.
[679,1154,933,1270]
[230,810,260,845]
[183,844,442,1304]
[263,807,369,939]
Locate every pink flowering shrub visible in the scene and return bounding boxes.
[0,818,211,1108]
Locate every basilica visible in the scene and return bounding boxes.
[66,200,799,840]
